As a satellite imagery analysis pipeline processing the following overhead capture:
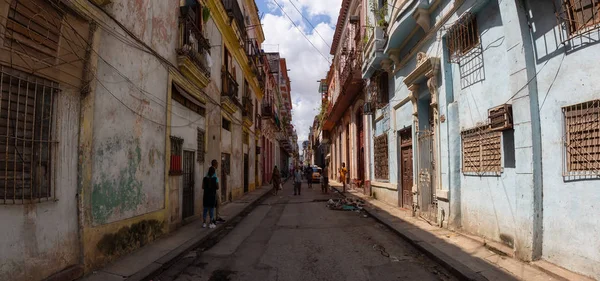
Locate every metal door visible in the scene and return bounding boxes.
[244,153,249,193]
[417,130,437,223]
[182,151,195,219]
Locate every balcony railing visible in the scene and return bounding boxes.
[262,103,274,117]
[177,7,211,78]
[222,0,245,36]
[221,69,240,105]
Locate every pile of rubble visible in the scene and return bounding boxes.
[326,198,366,211]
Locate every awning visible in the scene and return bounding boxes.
[173,83,205,107]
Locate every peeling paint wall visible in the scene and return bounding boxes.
[0,88,82,281]
[82,0,173,270]
[0,1,90,279]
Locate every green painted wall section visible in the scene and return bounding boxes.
[92,138,145,225]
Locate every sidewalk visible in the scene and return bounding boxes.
[328,181,593,281]
[80,185,273,281]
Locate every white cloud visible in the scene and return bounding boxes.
[261,0,339,151]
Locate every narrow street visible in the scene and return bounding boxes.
[153,180,458,281]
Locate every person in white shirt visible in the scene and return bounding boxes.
[294,167,302,196]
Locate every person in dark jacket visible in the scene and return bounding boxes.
[272,166,281,195]
[203,167,219,229]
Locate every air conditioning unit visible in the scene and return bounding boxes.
[488,104,513,131]
[349,15,360,24]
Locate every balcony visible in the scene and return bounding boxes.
[222,0,245,40]
[221,69,240,114]
[176,6,211,88]
[322,49,363,131]
[242,95,254,127]
[262,103,274,117]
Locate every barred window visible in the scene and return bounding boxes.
[461,126,502,175]
[563,100,600,179]
[374,134,389,180]
[564,0,600,35]
[197,128,205,163]
[446,12,479,64]
[5,0,63,62]
[0,65,57,204]
[170,136,183,175]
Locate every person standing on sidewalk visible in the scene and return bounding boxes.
[339,162,348,192]
[321,164,329,194]
[202,167,218,229]
[209,159,226,224]
[272,166,281,195]
[293,166,302,196]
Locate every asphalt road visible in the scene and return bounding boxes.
[152,180,458,281]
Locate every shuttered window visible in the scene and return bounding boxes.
[374,134,389,180]
[5,0,63,61]
[564,0,600,35]
[0,65,57,204]
[461,126,502,175]
[563,100,600,177]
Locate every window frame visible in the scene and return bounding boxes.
[562,99,600,180]
[0,65,58,204]
[461,126,503,176]
[446,12,480,64]
[374,133,389,180]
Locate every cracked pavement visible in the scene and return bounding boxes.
[152,181,458,281]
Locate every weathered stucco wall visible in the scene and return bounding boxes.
[0,88,81,281]
[528,0,600,278]
[91,38,167,226]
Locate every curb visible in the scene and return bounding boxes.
[330,186,487,281]
[126,188,272,281]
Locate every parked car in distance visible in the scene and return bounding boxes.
[312,167,322,182]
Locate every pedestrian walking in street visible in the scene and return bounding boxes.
[210,159,226,224]
[272,166,281,195]
[322,164,329,194]
[202,167,219,229]
[306,166,313,189]
[339,162,348,192]
[294,166,302,195]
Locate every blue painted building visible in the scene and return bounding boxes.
[362,0,600,278]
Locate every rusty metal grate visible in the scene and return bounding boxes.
[0,65,58,204]
[461,125,502,175]
[374,134,389,180]
[563,99,600,179]
[446,12,480,64]
[557,0,600,42]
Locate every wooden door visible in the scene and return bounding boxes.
[399,128,413,209]
[401,146,413,209]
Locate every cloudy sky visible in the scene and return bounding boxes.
[256,0,341,152]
